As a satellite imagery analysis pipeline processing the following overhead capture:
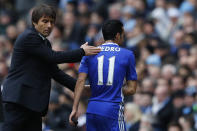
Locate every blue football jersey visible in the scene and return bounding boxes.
[79,43,137,119]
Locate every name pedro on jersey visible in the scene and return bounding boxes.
[99,46,120,52]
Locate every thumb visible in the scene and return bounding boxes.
[84,42,88,45]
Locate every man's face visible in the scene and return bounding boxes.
[33,15,55,37]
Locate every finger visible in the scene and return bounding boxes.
[95,49,102,51]
[69,120,75,126]
[69,116,75,126]
[71,117,78,126]
[88,48,101,51]
[90,50,101,53]
[69,118,72,124]
[92,50,101,53]
[84,42,88,45]
[81,42,88,47]
[86,50,100,54]
[88,46,100,48]
[70,118,78,126]
[91,47,101,50]
[87,53,99,55]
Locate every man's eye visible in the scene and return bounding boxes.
[43,20,48,23]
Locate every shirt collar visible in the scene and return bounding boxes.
[38,33,46,40]
[102,42,119,46]
[30,26,46,40]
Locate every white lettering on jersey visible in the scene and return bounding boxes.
[99,46,120,52]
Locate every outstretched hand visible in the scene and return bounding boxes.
[81,42,101,56]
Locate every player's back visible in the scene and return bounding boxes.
[79,42,137,119]
[85,43,136,102]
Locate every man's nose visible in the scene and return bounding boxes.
[47,22,52,28]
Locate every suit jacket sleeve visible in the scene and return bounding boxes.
[23,33,85,64]
[0,91,4,122]
[51,65,76,91]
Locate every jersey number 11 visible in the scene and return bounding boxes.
[97,55,115,86]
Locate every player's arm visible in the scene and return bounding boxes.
[123,80,137,96]
[69,73,87,126]
[124,51,137,96]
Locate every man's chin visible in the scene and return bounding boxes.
[43,33,50,37]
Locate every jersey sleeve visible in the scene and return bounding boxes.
[78,56,88,74]
[126,52,137,81]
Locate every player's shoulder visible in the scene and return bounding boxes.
[120,47,132,52]
[120,47,135,56]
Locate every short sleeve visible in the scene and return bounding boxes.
[78,56,88,74]
[126,52,137,81]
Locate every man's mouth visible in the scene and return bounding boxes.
[44,30,50,33]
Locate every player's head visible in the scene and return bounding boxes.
[102,19,124,45]
[168,122,183,131]
[32,4,56,37]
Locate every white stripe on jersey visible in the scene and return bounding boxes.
[121,88,124,103]
[118,103,125,131]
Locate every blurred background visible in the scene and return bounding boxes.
[0,0,197,131]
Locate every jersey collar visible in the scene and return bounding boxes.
[102,42,119,46]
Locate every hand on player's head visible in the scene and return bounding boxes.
[81,42,101,56]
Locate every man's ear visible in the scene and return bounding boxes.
[32,22,37,27]
[115,33,120,40]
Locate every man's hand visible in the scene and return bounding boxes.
[69,110,78,126]
[122,80,137,96]
[80,42,101,56]
[69,73,87,127]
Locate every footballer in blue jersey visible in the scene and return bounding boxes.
[69,20,137,131]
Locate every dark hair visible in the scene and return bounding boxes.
[31,4,56,24]
[102,19,123,41]
[168,122,183,131]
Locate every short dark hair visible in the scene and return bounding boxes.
[168,122,183,131]
[32,4,56,24]
[102,19,123,41]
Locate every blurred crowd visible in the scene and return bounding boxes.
[1,0,197,131]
